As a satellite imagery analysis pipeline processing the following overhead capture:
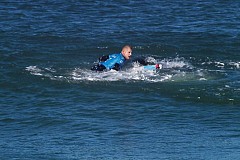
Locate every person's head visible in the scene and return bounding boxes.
[121,45,132,60]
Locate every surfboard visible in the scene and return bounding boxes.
[143,64,162,70]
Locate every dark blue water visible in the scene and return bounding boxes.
[1,1,240,159]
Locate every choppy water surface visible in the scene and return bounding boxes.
[1,0,240,159]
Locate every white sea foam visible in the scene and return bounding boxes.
[25,57,214,83]
[201,61,240,69]
[25,66,43,76]
[229,62,240,69]
[159,57,191,69]
[70,57,189,82]
[71,66,162,82]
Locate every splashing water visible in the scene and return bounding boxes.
[25,55,240,104]
[25,57,197,82]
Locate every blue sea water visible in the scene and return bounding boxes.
[1,0,240,159]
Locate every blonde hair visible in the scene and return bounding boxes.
[122,45,132,51]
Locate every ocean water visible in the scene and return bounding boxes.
[1,0,240,159]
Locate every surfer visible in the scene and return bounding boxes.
[91,45,162,71]
[91,45,132,71]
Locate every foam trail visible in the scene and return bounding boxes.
[25,57,220,83]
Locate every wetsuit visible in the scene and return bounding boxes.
[91,53,126,71]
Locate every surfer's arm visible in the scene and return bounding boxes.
[99,55,109,62]
[112,63,120,71]
[133,57,149,65]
